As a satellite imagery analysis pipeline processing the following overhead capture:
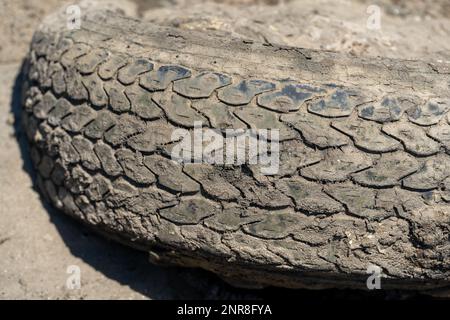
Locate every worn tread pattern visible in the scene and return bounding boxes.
[21,9,450,290]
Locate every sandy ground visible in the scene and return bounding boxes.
[1,0,450,299]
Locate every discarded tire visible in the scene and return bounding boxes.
[21,9,450,290]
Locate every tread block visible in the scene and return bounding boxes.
[115,148,156,184]
[65,165,93,194]
[382,121,440,156]
[47,61,62,78]
[65,67,88,101]
[23,86,42,113]
[218,79,275,106]
[46,62,63,89]
[127,122,175,152]
[402,154,450,191]
[159,198,219,224]
[36,57,51,88]
[76,48,109,74]
[37,122,53,148]
[277,140,323,176]
[428,124,450,153]
[173,72,232,98]
[98,53,128,80]
[258,84,322,112]
[27,53,39,82]
[243,211,300,239]
[324,183,389,219]
[86,174,112,201]
[60,43,90,67]
[75,195,95,217]
[104,116,146,146]
[291,213,364,246]
[153,91,207,127]
[407,99,450,126]
[204,205,260,232]
[43,37,61,60]
[375,188,408,212]
[332,117,401,153]
[104,81,131,112]
[121,187,178,215]
[140,65,191,91]
[358,96,413,123]
[192,99,247,130]
[58,187,82,217]
[33,91,57,120]
[82,73,109,107]
[281,112,348,148]
[144,154,200,194]
[83,111,116,139]
[72,135,101,170]
[301,146,372,182]
[50,63,66,95]
[47,98,72,126]
[28,54,39,82]
[93,141,123,177]
[407,206,450,247]
[352,152,419,187]
[276,177,344,214]
[249,139,323,177]
[47,37,73,62]
[47,128,80,164]
[125,85,162,120]
[235,106,298,141]
[184,164,241,201]
[308,88,361,118]
[106,177,139,207]
[117,58,153,85]
[229,172,292,208]
[61,104,96,133]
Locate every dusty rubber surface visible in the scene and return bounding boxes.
[21,8,450,290]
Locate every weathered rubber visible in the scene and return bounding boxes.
[21,9,450,290]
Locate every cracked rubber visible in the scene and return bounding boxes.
[21,9,450,290]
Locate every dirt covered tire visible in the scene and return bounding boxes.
[21,9,450,290]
